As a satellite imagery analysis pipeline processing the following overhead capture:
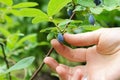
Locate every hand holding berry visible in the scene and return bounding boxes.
[44,28,120,80]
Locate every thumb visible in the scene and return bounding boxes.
[64,29,103,46]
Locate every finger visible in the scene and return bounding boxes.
[72,66,86,75]
[64,29,103,46]
[51,39,86,62]
[44,57,59,71]
[71,69,83,80]
[56,66,68,80]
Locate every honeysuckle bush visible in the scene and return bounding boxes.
[0,0,120,80]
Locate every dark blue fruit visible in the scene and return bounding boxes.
[88,14,95,25]
[67,9,73,16]
[57,33,64,43]
[94,0,101,6]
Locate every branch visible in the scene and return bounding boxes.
[30,47,54,80]
[30,5,76,80]
[0,43,12,80]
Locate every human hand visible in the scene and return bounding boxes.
[44,28,120,80]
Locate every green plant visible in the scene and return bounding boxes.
[0,0,120,80]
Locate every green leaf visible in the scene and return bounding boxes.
[0,27,10,37]
[104,0,120,7]
[17,34,37,48]
[11,9,22,16]
[12,2,38,8]
[32,16,49,24]
[74,5,86,11]
[20,8,48,17]
[90,7,103,14]
[6,56,35,73]
[77,0,96,7]
[103,6,116,11]
[0,0,13,6]
[0,75,6,79]
[0,65,6,75]
[47,0,72,16]
[7,32,23,50]
[40,27,56,33]
[73,0,78,4]
[47,32,54,41]
[52,18,65,24]
[81,25,101,31]
[5,15,13,24]
[58,19,72,27]
[38,41,49,46]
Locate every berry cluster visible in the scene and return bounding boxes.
[57,0,102,43]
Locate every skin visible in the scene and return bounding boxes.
[44,28,120,80]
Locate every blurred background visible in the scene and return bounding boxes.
[0,0,120,80]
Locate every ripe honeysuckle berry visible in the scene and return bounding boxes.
[94,0,101,6]
[57,33,64,43]
[88,14,95,25]
[67,8,73,17]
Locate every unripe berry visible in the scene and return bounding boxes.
[94,0,101,6]
[88,14,95,25]
[57,33,64,43]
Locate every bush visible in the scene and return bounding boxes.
[0,0,120,80]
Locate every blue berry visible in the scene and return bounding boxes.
[57,33,64,43]
[88,14,95,25]
[94,0,101,6]
[67,9,73,17]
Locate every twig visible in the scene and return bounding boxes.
[30,3,76,80]
[0,43,12,80]
[30,47,54,80]
[62,12,75,33]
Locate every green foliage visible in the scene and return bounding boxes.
[20,8,48,17]
[76,0,120,14]
[77,0,96,7]
[16,34,37,48]
[0,27,10,37]
[12,2,38,8]
[6,56,35,73]
[0,0,120,80]
[32,0,72,23]
[47,32,55,41]
[0,0,13,6]
[47,0,72,16]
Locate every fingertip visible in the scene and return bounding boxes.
[51,39,57,45]
[44,57,59,71]
[44,57,51,63]
[44,57,58,65]
[51,39,61,46]
[51,39,65,52]
[56,66,65,74]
